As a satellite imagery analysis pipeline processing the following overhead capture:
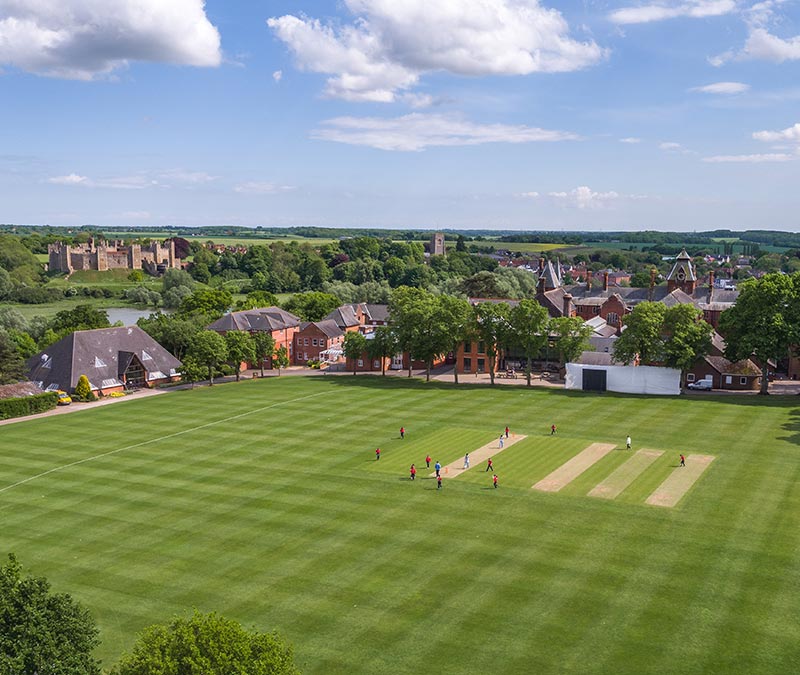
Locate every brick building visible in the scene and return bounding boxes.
[207,306,300,369]
[294,320,345,365]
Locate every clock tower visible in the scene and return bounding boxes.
[666,249,696,294]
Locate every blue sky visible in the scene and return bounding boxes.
[0,0,799,231]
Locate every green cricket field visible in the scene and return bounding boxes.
[1,376,798,673]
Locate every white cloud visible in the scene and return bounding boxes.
[234,182,295,195]
[753,122,800,143]
[272,69,282,83]
[609,0,735,25]
[47,173,155,189]
[702,153,795,162]
[0,0,221,79]
[157,170,218,185]
[619,137,641,143]
[47,173,88,185]
[311,113,579,151]
[547,186,622,209]
[690,81,750,95]
[268,0,606,102]
[659,141,683,151]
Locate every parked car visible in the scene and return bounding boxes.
[687,379,713,390]
[56,390,72,405]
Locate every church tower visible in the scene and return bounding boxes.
[666,249,696,294]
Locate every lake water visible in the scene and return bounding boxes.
[106,308,169,326]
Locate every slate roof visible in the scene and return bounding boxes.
[27,326,182,393]
[0,382,43,399]
[703,355,760,375]
[207,307,300,333]
[299,320,344,339]
[565,282,738,312]
[540,260,561,290]
[324,305,361,329]
[363,304,389,323]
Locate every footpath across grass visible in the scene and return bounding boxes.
[1,376,799,674]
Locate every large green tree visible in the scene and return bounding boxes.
[508,299,550,386]
[613,302,667,365]
[662,304,713,387]
[437,295,471,385]
[282,291,340,321]
[111,611,297,675]
[343,330,368,375]
[389,287,445,381]
[179,288,233,316]
[365,326,398,376]
[0,553,101,675]
[224,331,255,381]
[252,332,276,376]
[0,330,26,384]
[471,301,510,385]
[719,272,799,394]
[548,316,594,368]
[49,305,111,336]
[188,330,228,385]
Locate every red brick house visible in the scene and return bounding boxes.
[294,320,345,365]
[686,356,761,390]
[207,306,300,369]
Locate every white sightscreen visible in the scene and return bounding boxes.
[565,364,681,396]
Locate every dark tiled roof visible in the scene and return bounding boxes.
[364,304,389,322]
[27,326,182,393]
[0,382,43,399]
[704,355,760,375]
[208,307,300,333]
[324,305,361,329]
[299,320,344,339]
[575,351,621,366]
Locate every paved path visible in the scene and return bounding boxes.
[532,442,617,492]
[588,449,663,500]
[431,434,527,478]
[645,454,715,507]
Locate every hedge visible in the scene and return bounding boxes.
[0,392,59,420]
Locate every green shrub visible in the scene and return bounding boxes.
[74,375,96,402]
[0,392,58,420]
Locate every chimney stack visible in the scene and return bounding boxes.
[539,257,545,272]
[603,271,609,292]
[708,270,715,303]
[586,270,593,289]
[563,293,573,317]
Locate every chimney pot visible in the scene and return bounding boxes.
[603,271,609,292]
[563,293,573,317]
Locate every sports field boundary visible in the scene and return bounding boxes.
[532,442,616,492]
[645,454,715,507]
[0,390,333,496]
[432,434,527,479]
[588,449,664,500]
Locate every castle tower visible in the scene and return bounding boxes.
[430,232,446,256]
[666,249,696,294]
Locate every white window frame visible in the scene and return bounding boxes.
[686,373,695,382]
[740,376,747,385]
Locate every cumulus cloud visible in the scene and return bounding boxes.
[268,0,606,102]
[619,137,641,143]
[0,0,222,79]
[702,153,795,162]
[234,182,295,195]
[47,173,156,189]
[311,113,579,151]
[690,81,750,94]
[548,186,622,209]
[609,0,735,25]
[522,186,646,209]
[753,122,800,144]
[659,141,683,151]
[709,1,800,65]
[272,70,282,82]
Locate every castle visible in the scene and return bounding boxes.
[48,238,179,275]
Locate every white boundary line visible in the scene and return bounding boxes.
[0,390,331,496]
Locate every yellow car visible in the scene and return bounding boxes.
[56,391,72,405]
